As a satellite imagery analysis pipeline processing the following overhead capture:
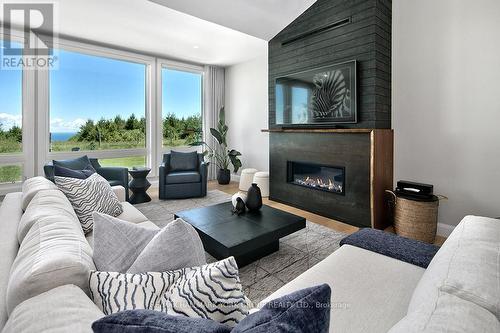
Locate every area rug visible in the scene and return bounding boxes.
[135,190,348,304]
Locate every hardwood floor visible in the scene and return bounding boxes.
[207,180,446,245]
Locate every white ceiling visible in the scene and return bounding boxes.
[2,0,316,66]
[149,0,317,41]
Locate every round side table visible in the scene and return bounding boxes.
[128,167,151,204]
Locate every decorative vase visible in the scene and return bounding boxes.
[217,169,231,185]
[246,183,262,211]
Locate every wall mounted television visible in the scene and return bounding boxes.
[275,60,357,126]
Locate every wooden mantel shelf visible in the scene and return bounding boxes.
[261,128,388,134]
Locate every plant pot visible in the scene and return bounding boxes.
[246,183,263,211]
[217,169,231,185]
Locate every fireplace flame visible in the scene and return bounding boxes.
[294,176,343,193]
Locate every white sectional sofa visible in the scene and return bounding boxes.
[0,181,157,332]
[0,178,499,332]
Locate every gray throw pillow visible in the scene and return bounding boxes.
[92,212,158,272]
[55,173,123,234]
[92,213,206,273]
[170,151,198,171]
[128,218,206,273]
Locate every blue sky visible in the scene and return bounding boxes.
[0,45,202,133]
[0,41,23,131]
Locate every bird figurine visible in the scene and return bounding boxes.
[232,197,246,215]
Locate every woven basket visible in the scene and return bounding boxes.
[386,191,440,243]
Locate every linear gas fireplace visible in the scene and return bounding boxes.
[287,161,345,195]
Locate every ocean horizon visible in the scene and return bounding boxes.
[51,132,77,142]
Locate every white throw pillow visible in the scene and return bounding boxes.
[55,173,123,234]
[89,257,249,328]
[21,176,58,211]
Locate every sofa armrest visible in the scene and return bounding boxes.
[159,162,167,181]
[0,193,23,328]
[96,166,128,182]
[339,228,440,268]
[112,185,126,202]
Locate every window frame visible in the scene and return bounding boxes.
[0,33,208,194]
[0,31,36,192]
[156,59,205,170]
[36,37,155,175]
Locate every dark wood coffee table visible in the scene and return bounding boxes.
[174,202,306,267]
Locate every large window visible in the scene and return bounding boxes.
[49,49,147,154]
[0,35,208,192]
[161,68,202,148]
[0,40,23,183]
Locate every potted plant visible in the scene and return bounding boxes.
[192,107,242,184]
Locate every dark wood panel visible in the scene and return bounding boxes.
[268,0,391,130]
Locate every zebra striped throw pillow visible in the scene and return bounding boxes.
[89,257,249,328]
[55,173,123,234]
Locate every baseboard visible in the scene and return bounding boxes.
[437,223,455,237]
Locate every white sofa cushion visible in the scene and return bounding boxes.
[21,176,58,211]
[389,292,500,333]
[3,285,104,333]
[116,201,150,224]
[111,185,126,202]
[6,215,95,314]
[0,193,23,329]
[261,245,425,333]
[17,189,79,244]
[408,216,500,318]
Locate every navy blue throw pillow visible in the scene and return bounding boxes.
[92,310,232,333]
[54,164,95,179]
[170,151,198,171]
[232,284,331,333]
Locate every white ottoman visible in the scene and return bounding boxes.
[239,168,258,192]
[253,171,269,197]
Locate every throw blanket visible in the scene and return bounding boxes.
[339,228,440,268]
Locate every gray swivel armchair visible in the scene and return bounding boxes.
[44,155,130,201]
[159,151,207,200]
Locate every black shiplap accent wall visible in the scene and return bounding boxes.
[268,0,392,129]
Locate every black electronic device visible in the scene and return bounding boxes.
[395,180,434,200]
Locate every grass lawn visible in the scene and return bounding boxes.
[99,156,146,169]
[0,165,22,184]
[0,138,198,183]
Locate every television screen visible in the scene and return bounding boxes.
[275,60,357,125]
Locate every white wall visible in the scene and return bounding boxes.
[393,0,500,231]
[225,53,269,174]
